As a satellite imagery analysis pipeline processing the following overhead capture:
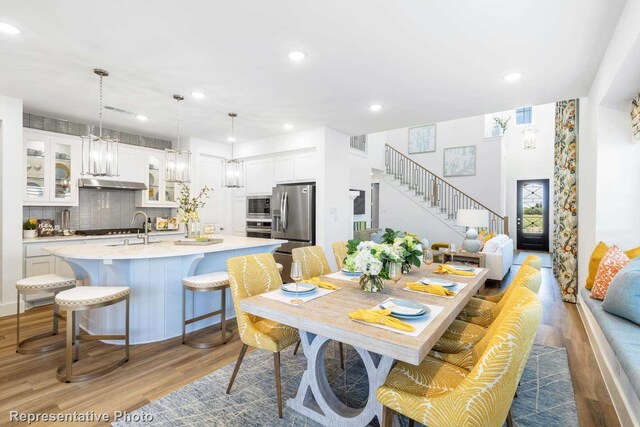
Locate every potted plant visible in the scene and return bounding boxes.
[347,240,403,292]
[492,115,511,137]
[23,219,37,238]
[176,184,212,238]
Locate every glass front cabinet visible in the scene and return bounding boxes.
[23,130,81,206]
[134,152,179,208]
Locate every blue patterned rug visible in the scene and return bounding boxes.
[113,343,578,427]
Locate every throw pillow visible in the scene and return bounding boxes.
[602,258,640,325]
[590,245,630,300]
[586,242,640,289]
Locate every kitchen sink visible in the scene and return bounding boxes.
[106,241,161,247]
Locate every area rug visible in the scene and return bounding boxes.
[113,343,578,427]
[514,252,552,268]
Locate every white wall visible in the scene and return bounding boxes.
[234,127,324,159]
[349,150,372,226]
[0,95,24,316]
[503,103,556,248]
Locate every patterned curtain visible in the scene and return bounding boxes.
[553,99,579,303]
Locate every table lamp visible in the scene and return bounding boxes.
[456,209,489,253]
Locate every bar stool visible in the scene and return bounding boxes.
[182,272,233,348]
[55,286,130,383]
[16,274,76,354]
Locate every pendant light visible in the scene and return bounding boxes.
[522,125,539,150]
[165,94,191,183]
[222,113,244,188]
[82,69,119,176]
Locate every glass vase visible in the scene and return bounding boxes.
[402,262,412,274]
[185,220,200,238]
[359,274,384,293]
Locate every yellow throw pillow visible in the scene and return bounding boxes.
[586,242,640,290]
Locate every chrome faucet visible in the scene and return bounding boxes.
[131,211,149,245]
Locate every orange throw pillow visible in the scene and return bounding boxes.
[586,242,640,289]
[590,245,630,300]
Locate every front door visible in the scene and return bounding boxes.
[516,179,549,252]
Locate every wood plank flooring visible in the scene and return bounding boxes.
[0,265,621,426]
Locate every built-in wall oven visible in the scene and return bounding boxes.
[247,196,271,219]
[246,219,272,238]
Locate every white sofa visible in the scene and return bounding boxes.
[481,234,514,281]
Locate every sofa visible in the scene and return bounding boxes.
[481,234,514,281]
[578,287,640,426]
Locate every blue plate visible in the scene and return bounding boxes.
[380,298,429,318]
[341,268,362,277]
[281,282,317,294]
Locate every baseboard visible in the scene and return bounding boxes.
[577,293,640,427]
[0,302,18,317]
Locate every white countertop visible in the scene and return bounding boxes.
[44,234,285,260]
[23,230,184,244]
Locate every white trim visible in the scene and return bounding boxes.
[577,292,640,427]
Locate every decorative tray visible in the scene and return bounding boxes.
[174,238,224,246]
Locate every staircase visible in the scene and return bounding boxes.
[384,144,508,236]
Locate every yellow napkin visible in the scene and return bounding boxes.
[434,264,475,277]
[308,277,339,290]
[406,282,456,297]
[348,308,415,332]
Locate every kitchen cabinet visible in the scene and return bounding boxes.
[274,155,295,182]
[23,129,81,206]
[231,197,247,236]
[135,151,179,208]
[245,158,274,195]
[273,150,317,183]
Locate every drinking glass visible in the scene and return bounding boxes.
[290,261,304,305]
[423,249,434,265]
[388,262,402,291]
[450,243,457,253]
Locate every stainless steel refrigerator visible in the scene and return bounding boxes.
[271,183,315,282]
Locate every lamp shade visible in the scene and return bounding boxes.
[456,209,489,227]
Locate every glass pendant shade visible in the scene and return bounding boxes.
[165,94,191,183]
[82,68,119,177]
[522,125,538,150]
[222,159,244,188]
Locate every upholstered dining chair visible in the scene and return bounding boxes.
[291,245,345,369]
[226,253,299,418]
[377,287,542,427]
[456,264,541,328]
[332,241,349,270]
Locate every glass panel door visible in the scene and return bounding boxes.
[148,156,160,202]
[52,141,73,202]
[25,138,48,201]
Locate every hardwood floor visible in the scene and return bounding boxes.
[0,266,621,426]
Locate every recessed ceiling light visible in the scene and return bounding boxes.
[0,23,20,35]
[227,137,236,142]
[288,51,306,62]
[191,92,205,99]
[136,115,148,121]
[503,72,522,82]
[370,104,383,112]
[284,123,294,130]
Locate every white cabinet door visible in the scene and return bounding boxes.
[274,155,295,183]
[232,197,246,236]
[49,134,81,206]
[259,157,275,194]
[244,160,261,195]
[135,149,179,208]
[24,132,50,203]
[25,256,55,277]
[294,151,317,181]
[198,154,226,230]
[54,257,75,278]
[116,145,144,183]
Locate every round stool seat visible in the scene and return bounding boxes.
[16,274,76,292]
[183,272,229,289]
[276,263,283,273]
[55,286,130,308]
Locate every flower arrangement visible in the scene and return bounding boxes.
[23,219,38,230]
[492,114,511,134]
[344,240,403,292]
[176,183,212,237]
[381,228,424,273]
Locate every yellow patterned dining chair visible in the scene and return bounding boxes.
[226,253,299,418]
[291,245,345,369]
[521,254,542,271]
[377,287,542,427]
[332,241,349,270]
[456,265,541,327]
[292,245,332,278]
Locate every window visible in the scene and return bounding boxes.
[515,107,533,125]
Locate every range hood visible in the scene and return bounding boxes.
[78,178,147,191]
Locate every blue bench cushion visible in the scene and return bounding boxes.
[581,287,640,397]
[602,257,640,325]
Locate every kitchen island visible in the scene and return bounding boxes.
[45,235,285,344]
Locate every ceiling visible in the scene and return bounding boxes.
[0,0,626,143]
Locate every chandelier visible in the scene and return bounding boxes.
[82,69,119,176]
[165,94,191,183]
[222,112,244,188]
[522,125,539,150]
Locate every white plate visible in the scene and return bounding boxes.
[281,282,317,294]
[450,265,475,272]
[420,277,457,288]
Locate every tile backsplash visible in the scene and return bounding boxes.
[23,189,174,231]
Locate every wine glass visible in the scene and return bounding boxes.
[290,261,304,305]
[423,249,434,265]
[388,262,402,291]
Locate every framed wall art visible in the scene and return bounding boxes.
[408,124,436,154]
[443,145,476,177]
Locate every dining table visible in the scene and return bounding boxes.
[239,263,489,427]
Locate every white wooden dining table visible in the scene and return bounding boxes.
[239,263,489,427]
